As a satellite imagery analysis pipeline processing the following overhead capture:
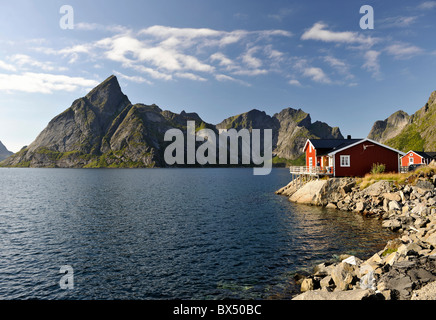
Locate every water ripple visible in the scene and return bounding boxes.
[0,168,395,299]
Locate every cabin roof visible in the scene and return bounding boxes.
[404,151,436,159]
[305,138,362,156]
[304,138,405,157]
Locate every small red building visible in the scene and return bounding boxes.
[302,137,405,177]
[400,151,436,167]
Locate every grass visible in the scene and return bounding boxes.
[356,163,436,190]
[272,154,305,167]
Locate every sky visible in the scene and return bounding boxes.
[0,0,435,152]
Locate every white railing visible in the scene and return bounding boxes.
[289,166,333,175]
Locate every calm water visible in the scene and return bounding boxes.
[0,168,394,300]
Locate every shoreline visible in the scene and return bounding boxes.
[277,163,436,300]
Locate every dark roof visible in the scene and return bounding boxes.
[308,139,363,156]
[410,151,436,159]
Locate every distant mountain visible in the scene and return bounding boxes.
[217,107,343,165]
[368,91,436,152]
[0,141,13,161]
[0,75,215,168]
[0,75,343,168]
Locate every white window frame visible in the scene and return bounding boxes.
[340,155,350,167]
[309,157,313,168]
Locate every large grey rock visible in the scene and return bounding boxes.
[411,280,436,300]
[0,140,13,161]
[389,200,401,211]
[289,180,328,205]
[363,181,393,197]
[330,262,358,291]
[292,289,379,300]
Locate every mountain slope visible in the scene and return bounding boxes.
[1,75,343,168]
[0,75,214,168]
[0,141,13,161]
[217,107,343,165]
[368,91,436,152]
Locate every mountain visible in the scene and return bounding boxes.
[0,141,13,161]
[0,75,215,168]
[0,75,343,168]
[368,91,436,152]
[217,107,343,165]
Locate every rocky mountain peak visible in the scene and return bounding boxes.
[0,140,13,161]
[85,75,130,115]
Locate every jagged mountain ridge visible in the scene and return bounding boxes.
[0,75,343,168]
[0,141,13,161]
[217,107,343,162]
[368,91,436,152]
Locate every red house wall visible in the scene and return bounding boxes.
[401,152,423,166]
[305,142,316,168]
[334,141,400,177]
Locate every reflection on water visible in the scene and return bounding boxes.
[0,168,395,299]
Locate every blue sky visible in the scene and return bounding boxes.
[0,0,435,152]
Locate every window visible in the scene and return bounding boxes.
[340,155,350,167]
[309,157,313,168]
[409,157,414,165]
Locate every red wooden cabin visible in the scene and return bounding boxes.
[302,137,405,177]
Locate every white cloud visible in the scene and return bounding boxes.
[324,55,354,79]
[0,72,99,94]
[9,54,67,72]
[32,25,292,87]
[75,22,129,33]
[175,72,207,81]
[131,64,173,81]
[242,47,263,69]
[381,16,418,28]
[362,50,381,79]
[301,22,377,47]
[302,67,331,84]
[232,68,268,76]
[210,53,234,67]
[288,79,302,87]
[0,60,17,72]
[268,8,293,22]
[113,70,151,84]
[418,1,436,9]
[215,74,251,86]
[385,43,423,59]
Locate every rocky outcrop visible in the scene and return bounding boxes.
[368,90,436,152]
[0,140,13,161]
[0,75,216,168]
[277,163,436,300]
[0,75,344,168]
[217,107,343,163]
[367,110,410,144]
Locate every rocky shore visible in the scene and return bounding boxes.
[276,162,436,300]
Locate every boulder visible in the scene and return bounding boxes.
[389,200,401,211]
[355,201,365,213]
[301,278,315,292]
[415,180,434,194]
[382,219,402,231]
[363,181,392,197]
[292,289,380,300]
[330,262,358,291]
[289,180,328,205]
[383,192,402,202]
[411,280,436,300]
[326,202,337,209]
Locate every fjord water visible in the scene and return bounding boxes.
[0,168,394,300]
